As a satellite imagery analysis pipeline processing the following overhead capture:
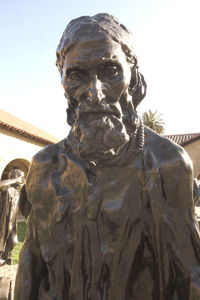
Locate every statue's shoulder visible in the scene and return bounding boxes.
[27,138,87,187]
[143,126,193,172]
[20,140,69,217]
[28,139,69,179]
[33,139,66,164]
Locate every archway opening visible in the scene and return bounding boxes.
[1,158,30,180]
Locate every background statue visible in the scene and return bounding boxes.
[194,178,200,205]
[0,169,25,265]
[15,14,200,300]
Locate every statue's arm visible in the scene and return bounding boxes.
[15,142,69,299]
[161,146,200,296]
[144,133,196,223]
[158,145,200,267]
[14,212,46,300]
[0,178,20,189]
[14,168,45,299]
[160,146,195,221]
[143,136,200,300]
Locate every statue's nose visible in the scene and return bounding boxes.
[88,76,103,103]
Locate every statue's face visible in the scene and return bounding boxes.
[61,38,136,161]
[61,38,132,109]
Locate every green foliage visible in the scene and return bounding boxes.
[12,242,23,265]
[142,110,165,134]
[11,221,26,265]
[17,221,26,242]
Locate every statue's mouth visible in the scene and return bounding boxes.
[74,101,121,123]
[79,110,120,120]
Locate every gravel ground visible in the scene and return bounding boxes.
[0,264,18,300]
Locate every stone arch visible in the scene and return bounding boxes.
[1,158,30,180]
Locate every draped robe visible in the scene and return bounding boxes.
[14,127,200,300]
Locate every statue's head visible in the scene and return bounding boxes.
[56,13,146,162]
[9,168,24,180]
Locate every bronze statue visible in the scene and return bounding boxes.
[0,169,25,265]
[14,14,200,300]
[194,178,200,205]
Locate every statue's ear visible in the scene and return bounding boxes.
[129,66,147,109]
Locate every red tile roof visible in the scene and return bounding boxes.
[0,109,59,145]
[165,133,200,146]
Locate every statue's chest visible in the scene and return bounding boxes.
[32,157,145,262]
[84,163,144,244]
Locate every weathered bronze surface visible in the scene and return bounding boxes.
[14,14,200,300]
[0,169,25,265]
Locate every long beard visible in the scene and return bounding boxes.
[66,95,141,163]
[68,113,130,161]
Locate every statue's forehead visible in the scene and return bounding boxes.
[63,39,125,66]
[56,17,137,71]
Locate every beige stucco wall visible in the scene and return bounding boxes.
[184,139,200,178]
[0,128,45,178]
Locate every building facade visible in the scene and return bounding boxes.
[0,109,59,180]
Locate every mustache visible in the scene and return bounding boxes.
[76,100,121,120]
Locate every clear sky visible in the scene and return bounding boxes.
[1,0,199,139]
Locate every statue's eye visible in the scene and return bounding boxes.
[104,65,120,78]
[67,70,84,81]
